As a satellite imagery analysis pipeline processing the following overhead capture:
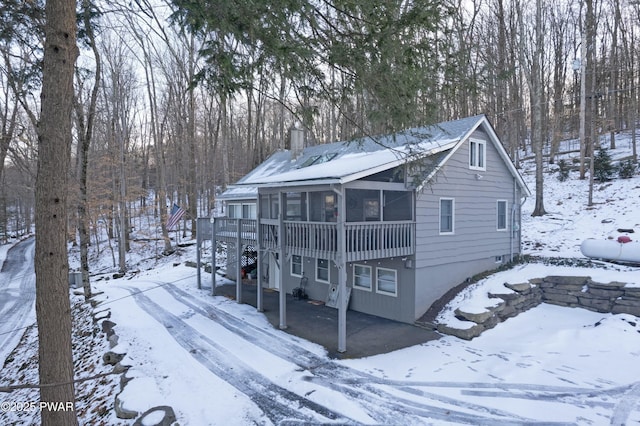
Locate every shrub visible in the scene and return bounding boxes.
[593,148,615,182]
[618,158,637,179]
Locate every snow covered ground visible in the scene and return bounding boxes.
[0,238,36,369]
[1,133,639,425]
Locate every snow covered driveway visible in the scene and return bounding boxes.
[99,263,640,425]
[0,237,36,367]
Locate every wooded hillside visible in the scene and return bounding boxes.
[1,0,638,256]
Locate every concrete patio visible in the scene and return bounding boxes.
[214,280,441,359]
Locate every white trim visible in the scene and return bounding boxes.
[291,254,303,277]
[497,200,508,231]
[419,116,531,196]
[439,198,455,235]
[471,117,531,196]
[469,138,486,171]
[316,258,330,283]
[225,116,531,198]
[228,202,257,219]
[228,203,240,219]
[376,267,398,297]
[243,141,459,188]
[353,264,372,292]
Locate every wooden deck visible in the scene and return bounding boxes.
[215,217,415,261]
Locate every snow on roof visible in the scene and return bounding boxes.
[220,115,527,199]
[216,186,257,200]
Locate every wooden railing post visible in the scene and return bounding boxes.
[236,219,242,304]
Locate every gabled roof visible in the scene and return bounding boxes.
[219,114,531,200]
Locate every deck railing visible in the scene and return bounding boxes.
[344,222,414,261]
[216,218,414,261]
[214,217,257,246]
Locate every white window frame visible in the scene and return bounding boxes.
[228,203,241,219]
[469,139,486,171]
[229,203,256,219]
[353,264,372,291]
[439,198,455,235]
[376,267,398,297]
[316,258,330,283]
[243,203,257,219]
[291,255,303,277]
[497,200,508,231]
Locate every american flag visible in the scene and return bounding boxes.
[166,203,186,230]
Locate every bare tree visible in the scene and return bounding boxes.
[0,66,20,182]
[74,0,102,299]
[517,0,547,216]
[100,36,138,272]
[548,0,572,165]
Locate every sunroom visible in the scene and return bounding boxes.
[257,184,415,263]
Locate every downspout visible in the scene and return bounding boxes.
[519,193,527,259]
[511,176,528,262]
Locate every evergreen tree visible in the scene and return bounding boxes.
[169,0,448,135]
[618,158,637,179]
[593,148,615,182]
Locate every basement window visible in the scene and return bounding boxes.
[353,264,372,291]
[376,267,397,297]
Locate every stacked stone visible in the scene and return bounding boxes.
[613,286,640,316]
[437,276,639,340]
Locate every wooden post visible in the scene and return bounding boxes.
[211,217,216,296]
[236,219,243,304]
[256,212,264,312]
[196,224,201,289]
[278,191,287,329]
[336,186,347,353]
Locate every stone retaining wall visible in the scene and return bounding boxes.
[437,276,640,340]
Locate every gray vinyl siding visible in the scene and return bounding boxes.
[280,256,416,323]
[412,130,521,319]
[347,257,416,323]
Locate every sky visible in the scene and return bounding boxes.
[0,131,639,425]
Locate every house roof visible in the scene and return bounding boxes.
[219,114,531,200]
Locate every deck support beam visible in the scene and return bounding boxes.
[335,185,347,353]
[235,219,243,304]
[256,218,263,312]
[278,191,287,329]
[211,218,216,296]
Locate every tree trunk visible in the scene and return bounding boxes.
[75,0,101,300]
[187,34,198,237]
[0,95,18,182]
[36,0,79,424]
[519,0,546,216]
